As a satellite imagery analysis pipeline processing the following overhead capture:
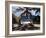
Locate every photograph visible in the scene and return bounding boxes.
[9,4,43,35]
[12,6,40,31]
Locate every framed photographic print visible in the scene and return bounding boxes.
[5,1,45,37]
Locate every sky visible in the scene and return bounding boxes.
[12,6,40,17]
